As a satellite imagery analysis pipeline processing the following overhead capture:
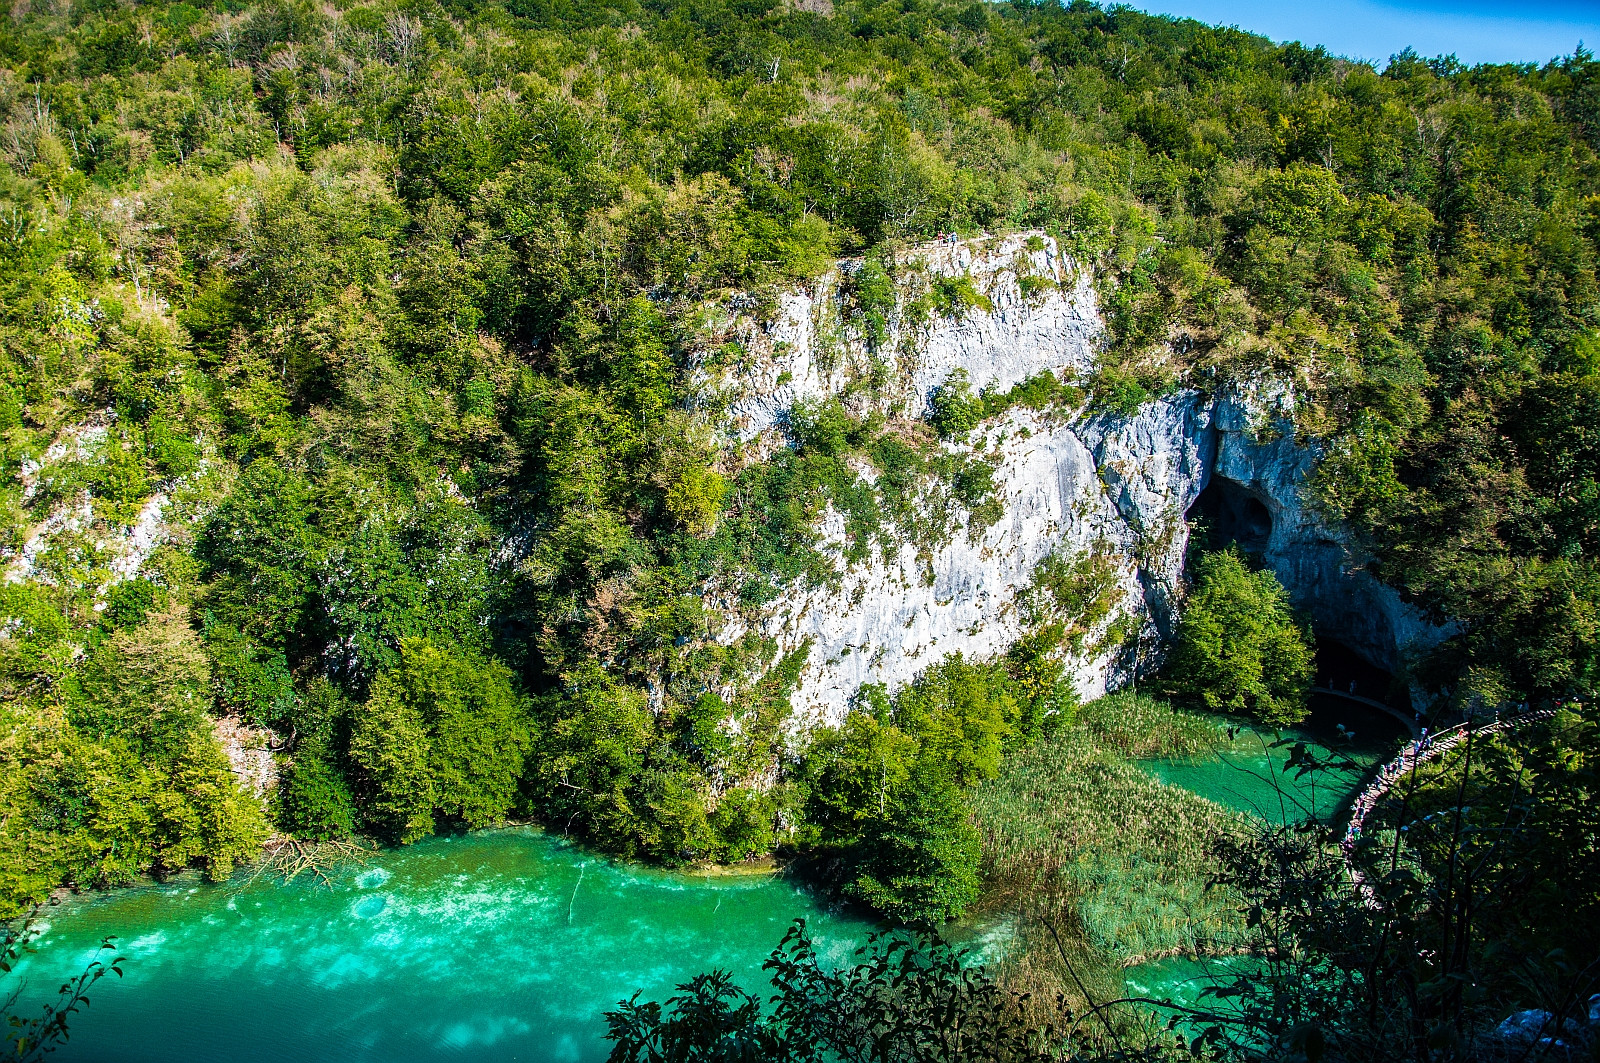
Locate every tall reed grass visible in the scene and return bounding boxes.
[1072,691,1223,760]
[970,694,1246,1030]
[974,729,1245,962]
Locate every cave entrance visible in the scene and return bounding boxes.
[1308,638,1414,741]
[1186,476,1273,555]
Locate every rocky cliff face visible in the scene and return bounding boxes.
[1204,389,1450,682]
[710,232,1103,446]
[699,234,1446,727]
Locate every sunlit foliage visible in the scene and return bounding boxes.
[0,0,1596,926]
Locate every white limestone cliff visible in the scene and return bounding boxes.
[707,231,1104,446]
[6,413,174,594]
[700,233,1449,727]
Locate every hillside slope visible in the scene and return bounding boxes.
[0,0,1595,913]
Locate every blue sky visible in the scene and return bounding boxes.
[1140,0,1598,67]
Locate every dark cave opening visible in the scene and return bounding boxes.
[1186,476,1273,555]
[1307,638,1414,742]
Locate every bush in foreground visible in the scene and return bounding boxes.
[604,921,1135,1063]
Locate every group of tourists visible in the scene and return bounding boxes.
[1341,704,1570,904]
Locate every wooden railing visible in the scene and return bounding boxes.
[1342,707,1561,907]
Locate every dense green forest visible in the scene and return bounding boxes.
[0,0,1597,971]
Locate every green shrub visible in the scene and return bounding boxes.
[890,653,1016,787]
[349,637,530,843]
[927,370,1084,439]
[787,397,856,457]
[798,651,1038,921]
[528,666,734,863]
[204,623,297,728]
[848,257,897,349]
[101,578,161,631]
[847,763,981,922]
[707,787,775,862]
[277,739,357,841]
[1017,273,1054,301]
[1161,550,1314,726]
[1086,365,1153,416]
[1003,627,1078,736]
[84,431,152,513]
[928,370,984,438]
[1004,369,1082,411]
[932,273,993,317]
[1019,546,1122,640]
[348,671,437,844]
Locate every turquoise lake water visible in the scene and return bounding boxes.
[1124,695,1404,1005]
[1140,695,1397,826]
[3,697,1402,1061]
[5,830,868,1063]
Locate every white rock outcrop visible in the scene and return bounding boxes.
[703,233,1448,727]
[6,413,173,593]
[708,231,1102,444]
[749,407,1149,725]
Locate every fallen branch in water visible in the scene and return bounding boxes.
[243,837,376,889]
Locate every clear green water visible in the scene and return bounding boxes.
[1123,953,1258,1012]
[1139,697,1399,826]
[5,701,1401,1061]
[1139,729,1376,825]
[4,829,869,1063]
[1124,697,1403,1002]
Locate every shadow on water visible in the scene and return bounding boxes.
[2,829,872,1063]
[1301,688,1410,751]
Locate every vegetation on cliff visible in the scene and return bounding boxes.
[1161,550,1315,727]
[0,0,1595,982]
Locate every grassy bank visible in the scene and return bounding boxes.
[970,693,1245,1021]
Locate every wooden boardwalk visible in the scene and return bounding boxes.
[1342,708,1559,907]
